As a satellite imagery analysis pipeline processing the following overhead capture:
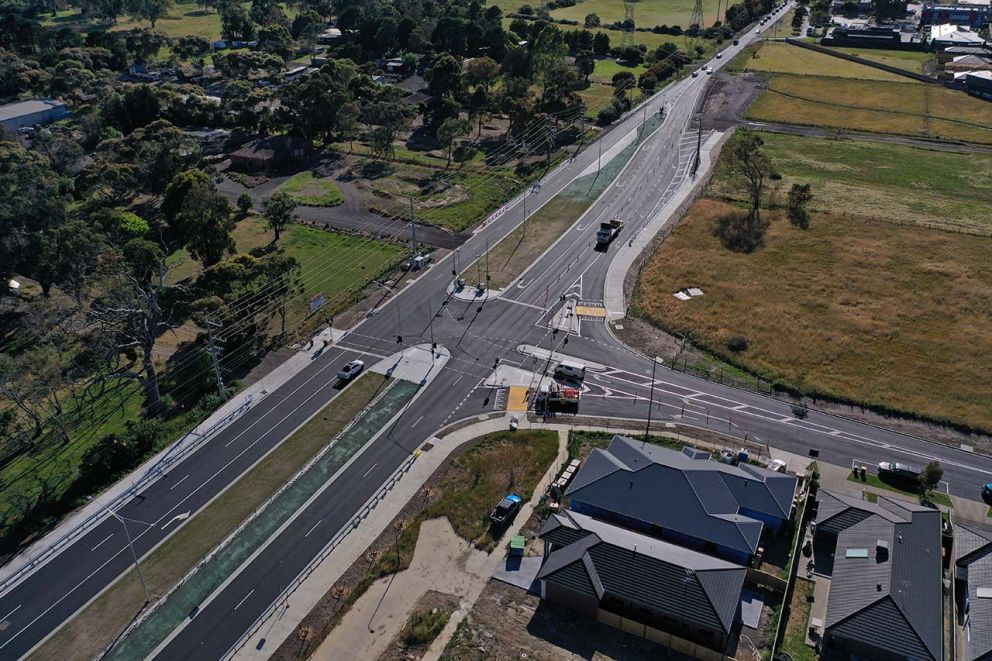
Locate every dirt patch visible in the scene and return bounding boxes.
[699,72,767,131]
[380,591,460,661]
[439,579,679,660]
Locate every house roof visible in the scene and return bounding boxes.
[955,523,992,660]
[230,135,309,162]
[538,511,746,634]
[816,490,943,661]
[564,436,798,556]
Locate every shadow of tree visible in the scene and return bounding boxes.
[713,210,769,254]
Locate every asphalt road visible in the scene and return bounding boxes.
[7,7,992,658]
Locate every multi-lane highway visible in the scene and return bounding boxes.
[4,8,992,658]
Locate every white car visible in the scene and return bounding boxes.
[768,459,788,473]
[756,28,762,34]
[716,51,723,58]
[706,66,714,74]
[336,359,365,381]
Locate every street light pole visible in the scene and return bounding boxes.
[104,508,153,604]
[643,357,662,446]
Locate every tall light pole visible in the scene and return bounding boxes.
[104,507,154,604]
[643,356,663,445]
[437,226,459,289]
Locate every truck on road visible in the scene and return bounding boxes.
[596,218,623,246]
[536,381,581,405]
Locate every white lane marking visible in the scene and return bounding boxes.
[452,375,463,387]
[1,605,22,622]
[90,534,114,552]
[161,511,191,531]
[362,463,379,479]
[411,415,425,428]
[233,589,254,610]
[169,475,189,491]
[304,521,321,538]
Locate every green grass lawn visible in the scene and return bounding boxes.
[829,46,935,74]
[732,41,919,83]
[709,132,992,236]
[846,472,953,508]
[589,57,649,84]
[549,0,722,32]
[280,171,345,207]
[781,578,816,661]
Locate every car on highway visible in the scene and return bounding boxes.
[755,28,762,34]
[692,69,700,77]
[878,461,920,482]
[336,359,364,381]
[706,66,714,74]
[733,38,739,44]
[490,494,522,527]
[716,51,723,58]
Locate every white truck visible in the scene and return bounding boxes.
[596,218,623,245]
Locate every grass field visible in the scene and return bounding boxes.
[829,46,935,74]
[745,73,992,144]
[34,373,390,661]
[589,57,650,84]
[548,0,722,31]
[635,196,992,431]
[709,132,992,235]
[280,171,345,206]
[732,41,919,83]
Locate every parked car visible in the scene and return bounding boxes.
[336,359,365,381]
[982,483,992,504]
[490,494,522,526]
[878,461,920,482]
[768,459,788,473]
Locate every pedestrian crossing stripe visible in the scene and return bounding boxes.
[575,304,606,318]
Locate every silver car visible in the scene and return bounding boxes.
[336,359,365,381]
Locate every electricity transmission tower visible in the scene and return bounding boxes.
[688,0,705,52]
[621,0,635,47]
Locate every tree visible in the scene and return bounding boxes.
[173,34,211,65]
[214,50,284,79]
[593,31,610,56]
[437,116,472,166]
[102,85,161,134]
[787,183,813,229]
[163,169,235,265]
[575,50,595,84]
[584,12,600,27]
[220,4,256,41]
[257,23,292,58]
[726,129,771,221]
[464,56,500,95]
[237,192,253,215]
[920,461,943,497]
[126,0,172,28]
[262,190,297,242]
[424,53,464,130]
[36,220,107,304]
[531,26,567,110]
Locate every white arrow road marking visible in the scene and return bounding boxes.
[161,511,191,531]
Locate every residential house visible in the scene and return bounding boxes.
[538,510,747,654]
[966,69,992,97]
[563,436,798,564]
[229,135,311,171]
[955,522,992,660]
[813,490,943,661]
[929,23,989,48]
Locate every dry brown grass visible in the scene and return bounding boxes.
[33,373,389,661]
[634,198,992,431]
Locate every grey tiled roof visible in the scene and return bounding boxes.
[538,511,745,634]
[564,436,798,556]
[816,490,942,661]
[955,522,992,660]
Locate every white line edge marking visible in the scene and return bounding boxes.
[90,534,114,552]
[233,589,254,610]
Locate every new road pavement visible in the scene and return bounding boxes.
[5,8,992,658]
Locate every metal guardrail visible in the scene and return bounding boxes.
[223,449,420,659]
[0,396,254,597]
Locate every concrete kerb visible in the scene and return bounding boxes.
[603,130,725,321]
[0,326,343,597]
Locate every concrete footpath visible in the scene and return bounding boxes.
[0,326,343,592]
[604,130,725,321]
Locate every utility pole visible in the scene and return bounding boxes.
[692,116,703,177]
[408,196,417,271]
[205,319,226,399]
[103,507,153,605]
[643,357,661,445]
[485,238,490,286]
[598,138,602,172]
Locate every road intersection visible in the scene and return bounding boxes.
[3,11,991,659]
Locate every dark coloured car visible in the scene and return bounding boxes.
[490,494,522,527]
[982,483,992,504]
[878,461,920,483]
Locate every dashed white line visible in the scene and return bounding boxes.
[169,475,189,491]
[90,533,114,552]
[362,463,378,479]
[233,589,254,610]
[1,605,22,622]
[412,415,425,427]
[304,520,321,538]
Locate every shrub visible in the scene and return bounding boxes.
[727,335,749,352]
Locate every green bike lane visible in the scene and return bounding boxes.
[105,378,421,660]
